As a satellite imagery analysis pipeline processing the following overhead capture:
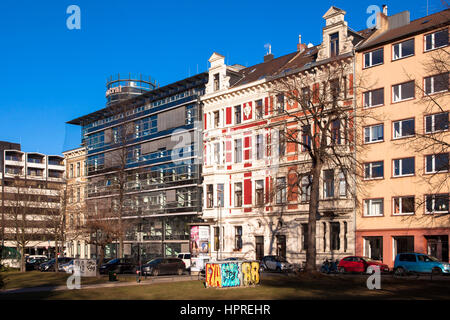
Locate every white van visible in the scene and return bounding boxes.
[177,253,191,270]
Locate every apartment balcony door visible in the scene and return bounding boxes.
[255,236,264,261]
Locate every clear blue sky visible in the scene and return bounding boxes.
[0,0,444,155]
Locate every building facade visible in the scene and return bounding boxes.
[68,73,208,261]
[201,7,368,265]
[0,142,65,259]
[62,146,93,259]
[355,9,450,267]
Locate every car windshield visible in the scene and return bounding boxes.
[105,259,119,264]
[146,258,162,264]
[363,257,380,263]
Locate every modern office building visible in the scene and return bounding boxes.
[0,141,65,260]
[201,7,370,265]
[355,8,450,267]
[68,73,208,261]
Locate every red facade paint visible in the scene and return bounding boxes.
[204,114,207,129]
[243,102,252,121]
[226,107,232,125]
[264,97,269,115]
[226,140,232,163]
[244,178,252,205]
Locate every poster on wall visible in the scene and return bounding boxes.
[190,225,210,273]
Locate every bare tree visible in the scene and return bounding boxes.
[268,58,372,272]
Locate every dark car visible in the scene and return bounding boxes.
[39,257,73,272]
[99,258,137,274]
[260,255,294,272]
[142,258,185,276]
[26,257,49,271]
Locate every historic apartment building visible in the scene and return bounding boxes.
[201,7,371,265]
[0,141,65,259]
[68,73,207,261]
[355,9,450,267]
[62,146,92,259]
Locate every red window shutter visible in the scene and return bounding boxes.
[204,114,207,130]
[264,97,269,115]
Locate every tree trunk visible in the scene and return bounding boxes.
[54,240,59,273]
[97,246,105,277]
[305,163,322,273]
[20,245,25,272]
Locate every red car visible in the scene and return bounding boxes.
[338,256,389,273]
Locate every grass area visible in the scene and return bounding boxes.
[0,270,139,290]
[1,273,449,300]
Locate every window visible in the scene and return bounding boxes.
[301,87,311,107]
[217,183,224,207]
[69,164,74,178]
[255,180,264,205]
[235,226,243,250]
[76,162,81,177]
[77,187,81,203]
[393,157,415,176]
[214,143,220,164]
[206,184,213,208]
[276,94,284,113]
[393,118,415,139]
[255,99,263,119]
[276,177,286,204]
[214,111,220,128]
[426,194,449,213]
[364,161,384,179]
[393,39,414,60]
[330,222,340,251]
[330,32,339,57]
[234,182,242,207]
[364,124,384,143]
[214,227,220,251]
[301,125,311,151]
[424,73,449,94]
[364,48,384,68]
[425,29,448,51]
[426,153,449,173]
[331,119,341,145]
[393,81,415,102]
[425,112,449,133]
[393,196,415,215]
[301,175,311,202]
[364,199,384,216]
[338,171,346,197]
[234,139,242,163]
[234,105,241,124]
[363,88,384,108]
[278,130,285,156]
[256,134,264,160]
[214,73,220,91]
[323,169,334,199]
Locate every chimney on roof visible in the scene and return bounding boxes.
[297,34,307,53]
[382,4,388,16]
[264,43,274,62]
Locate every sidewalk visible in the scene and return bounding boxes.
[0,274,199,295]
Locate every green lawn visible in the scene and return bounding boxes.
[1,272,450,300]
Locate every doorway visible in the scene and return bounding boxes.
[255,236,264,260]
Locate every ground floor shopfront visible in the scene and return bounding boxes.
[356,228,450,268]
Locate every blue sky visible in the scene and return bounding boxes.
[0,0,444,155]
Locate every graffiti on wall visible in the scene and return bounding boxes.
[205,261,260,288]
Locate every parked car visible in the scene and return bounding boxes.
[59,260,74,273]
[260,255,293,272]
[39,257,73,272]
[26,255,48,263]
[142,257,185,276]
[177,253,191,270]
[99,258,137,274]
[338,256,389,274]
[394,252,450,276]
[26,257,49,271]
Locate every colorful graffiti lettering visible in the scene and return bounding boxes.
[242,262,260,286]
[221,262,240,287]
[205,263,222,288]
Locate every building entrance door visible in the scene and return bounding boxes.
[426,235,449,262]
[255,236,264,260]
[276,235,286,259]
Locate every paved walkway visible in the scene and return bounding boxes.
[0,274,200,294]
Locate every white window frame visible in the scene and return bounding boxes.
[392,39,414,60]
[425,153,449,174]
[364,161,384,179]
[424,73,449,95]
[425,194,449,214]
[364,124,384,143]
[393,157,415,177]
[363,48,384,68]
[393,118,415,139]
[393,196,415,215]
[364,199,384,217]
[392,81,415,103]
[425,112,449,134]
[363,88,384,108]
[424,29,449,52]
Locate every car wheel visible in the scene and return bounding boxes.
[152,269,159,277]
[338,267,345,274]
[394,267,405,276]
[432,267,442,275]
[177,268,183,276]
